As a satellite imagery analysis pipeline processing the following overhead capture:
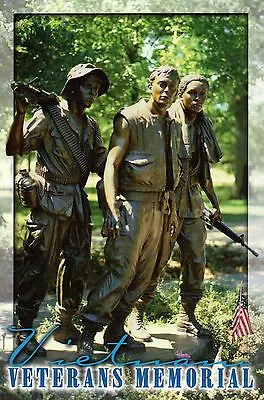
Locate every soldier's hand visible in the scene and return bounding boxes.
[211,207,222,222]
[101,210,120,239]
[14,91,28,115]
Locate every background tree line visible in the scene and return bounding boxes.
[14,14,247,197]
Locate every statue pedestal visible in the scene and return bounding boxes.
[114,323,216,364]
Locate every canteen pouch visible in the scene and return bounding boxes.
[15,169,39,209]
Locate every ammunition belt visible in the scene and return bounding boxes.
[35,164,80,185]
[44,104,89,180]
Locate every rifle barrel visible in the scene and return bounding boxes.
[242,242,259,257]
[204,207,259,258]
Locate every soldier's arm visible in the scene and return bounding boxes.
[104,115,130,222]
[6,95,28,156]
[7,95,49,156]
[201,177,222,221]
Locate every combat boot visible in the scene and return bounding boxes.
[104,319,146,352]
[176,300,211,338]
[78,320,103,358]
[127,301,152,342]
[16,319,46,357]
[53,304,81,345]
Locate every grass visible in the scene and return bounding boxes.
[85,186,104,233]
[203,166,247,225]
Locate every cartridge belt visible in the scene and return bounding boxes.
[35,164,80,185]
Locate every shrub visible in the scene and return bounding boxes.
[170,244,247,276]
[146,280,241,361]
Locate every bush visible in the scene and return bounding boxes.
[169,244,247,277]
[146,280,240,361]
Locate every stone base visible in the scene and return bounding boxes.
[117,323,216,364]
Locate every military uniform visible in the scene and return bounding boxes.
[17,101,107,331]
[171,99,222,303]
[129,98,222,338]
[82,99,181,327]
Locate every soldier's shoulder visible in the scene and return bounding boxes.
[118,99,146,120]
[168,100,183,122]
[87,114,99,128]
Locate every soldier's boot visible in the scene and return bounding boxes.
[176,300,211,338]
[77,320,103,358]
[103,312,146,352]
[16,317,47,357]
[127,300,152,342]
[53,304,81,345]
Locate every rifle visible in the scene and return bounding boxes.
[10,79,58,106]
[201,206,259,257]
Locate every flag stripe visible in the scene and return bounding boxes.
[232,285,253,342]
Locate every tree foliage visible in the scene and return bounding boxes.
[15,15,154,139]
[149,14,248,196]
[14,14,248,196]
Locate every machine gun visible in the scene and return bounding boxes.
[201,206,258,257]
[10,79,58,106]
[11,79,89,183]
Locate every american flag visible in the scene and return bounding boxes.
[232,285,253,341]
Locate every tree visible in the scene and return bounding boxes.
[148,15,248,197]
[14,14,248,197]
[14,15,155,140]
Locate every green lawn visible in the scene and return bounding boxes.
[205,166,247,224]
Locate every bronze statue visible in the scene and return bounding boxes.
[78,65,181,357]
[6,63,109,356]
[128,74,223,340]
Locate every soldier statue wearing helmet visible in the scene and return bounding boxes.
[6,63,109,356]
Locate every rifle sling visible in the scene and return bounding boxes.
[43,104,89,183]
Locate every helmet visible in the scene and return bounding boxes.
[60,63,110,98]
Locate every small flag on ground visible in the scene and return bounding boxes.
[232,284,253,341]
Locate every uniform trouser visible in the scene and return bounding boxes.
[178,217,207,302]
[16,207,91,325]
[140,216,207,306]
[82,198,166,325]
